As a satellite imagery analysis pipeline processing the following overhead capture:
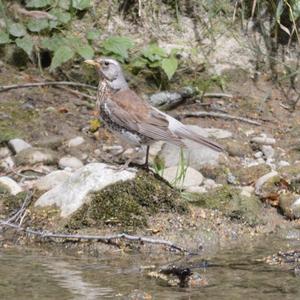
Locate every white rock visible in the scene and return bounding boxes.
[240,186,254,197]
[102,145,124,155]
[186,186,207,193]
[35,163,137,217]
[149,141,164,161]
[251,136,276,145]
[8,138,32,154]
[15,147,58,166]
[67,136,85,147]
[255,171,278,195]
[262,145,275,160]
[0,147,10,159]
[59,156,83,170]
[35,170,72,191]
[203,178,219,190]
[254,151,263,158]
[278,160,290,167]
[0,176,23,195]
[0,157,15,170]
[162,166,203,188]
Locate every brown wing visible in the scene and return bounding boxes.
[106,89,184,146]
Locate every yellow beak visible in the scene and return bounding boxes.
[84,60,101,68]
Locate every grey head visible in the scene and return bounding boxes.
[85,57,128,91]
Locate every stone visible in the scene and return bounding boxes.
[224,140,252,157]
[59,156,84,170]
[251,135,276,145]
[35,170,72,191]
[0,157,15,170]
[0,147,10,159]
[34,135,64,150]
[0,176,23,195]
[203,178,219,190]
[8,138,31,154]
[262,145,275,160]
[67,136,85,147]
[279,193,300,219]
[255,171,279,195]
[240,186,255,198]
[162,166,203,188]
[186,186,207,193]
[35,163,137,217]
[278,160,290,168]
[15,147,58,166]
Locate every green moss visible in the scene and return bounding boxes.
[189,185,263,226]
[67,171,187,230]
[0,192,28,218]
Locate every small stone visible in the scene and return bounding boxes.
[59,156,84,170]
[203,178,218,189]
[240,186,255,197]
[94,149,101,157]
[8,138,32,154]
[34,135,64,150]
[102,145,124,155]
[35,170,72,191]
[0,147,10,159]
[255,171,278,195]
[0,157,15,170]
[278,160,290,167]
[67,136,85,147]
[15,147,58,166]
[162,166,204,188]
[291,197,300,218]
[262,145,275,160]
[251,135,276,145]
[186,186,207,193]
[254,151,263,158]
[45,106,55,112]
[0,176,23,195]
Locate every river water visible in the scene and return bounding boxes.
[0,237,299,300]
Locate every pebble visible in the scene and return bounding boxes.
[262,145,275,160]
[102,145,124,155]
[203,178,218,189]
[0,157,15,170]
[255,171,278,195]
[162,166,204,188]
[59,156,84,170]
[35,170,72,191]
[251,135,276,145]
[15,147,58,166]
[278,160,290,167]
[240,186,254,197]
[0,147,10,159]
[0,176,23,195]
[67,136,85,147]
[8,138,32,154]
[185,186,207,193]
[291,198,300,218]
[254,151,263,158]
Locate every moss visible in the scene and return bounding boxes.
[67,171,187,230]
[189,185,263,226]
[0,192,28,218]
[233,164,271,185]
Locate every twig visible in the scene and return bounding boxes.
[179,111,262,126]
[202,92,233,98]
[0,221,188,253]
[57,86,97,101]
[0,82,97,93]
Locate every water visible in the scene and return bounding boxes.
[0,238,299,300]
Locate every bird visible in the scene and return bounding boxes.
[85,57,224,168]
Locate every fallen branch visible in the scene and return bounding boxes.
[0,221,188,253]
[179,111,262,126]
[202,92,233,98]
[0,82,97,93]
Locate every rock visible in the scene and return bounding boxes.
[203,178,219,190]
[8,138,32,154]
[224,140,252,157]
[59,156,84,170]
[0,176,23,195]
[35,163,137,217]
[0,147,10,159]
[67,136,85,147]
[102,145,124,155]
[126,289,152,300]
[35,170,72,191]
[0,157,15,170]
[254,151,263,158]
[34,135,64,150]
[162,166,204,188]
[255,171,279,195]
[185,186,207,193]
[251,135,276,145]
[262,145,275,160]
[278,160,290,167]
[279,193,300,219]
[15,147,58,166]
[240,186,255,197]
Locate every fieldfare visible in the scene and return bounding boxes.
[85,57,223,168]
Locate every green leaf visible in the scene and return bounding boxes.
[8,23,27,37]
[143,44,167,62]
[161,57,178,80]
[76,45,94,59]
[41,35,66,51]
[49,8,71,24]
[15,36,34,56]
[86,29,101,41]
[26,0,53,8]
[131,57,147,68]
[276,0,284,22]
[27,19,49,32]
[0,32,11,44]
[58,0,71,10]
[72,0,91,10]
[50,46,75,71]
[101,36,134,61]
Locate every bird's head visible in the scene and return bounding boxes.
[85,57,128,91]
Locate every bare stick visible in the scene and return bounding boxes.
[57,86,97,100]
[0,221,188,253]
[179,111,262,126]
[0,82,97,93]
[202,93,233,98]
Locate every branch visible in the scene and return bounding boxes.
[179,111,262,126]
[0,82,97,93]
[0,221,188,253]
[202,92,233,98]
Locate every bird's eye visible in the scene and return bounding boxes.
[104,61,109,66]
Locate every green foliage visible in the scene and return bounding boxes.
[132,43,179,87]
[0,0,94,70]
[101,36,135,62]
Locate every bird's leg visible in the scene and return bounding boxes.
[141,145,150,170]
